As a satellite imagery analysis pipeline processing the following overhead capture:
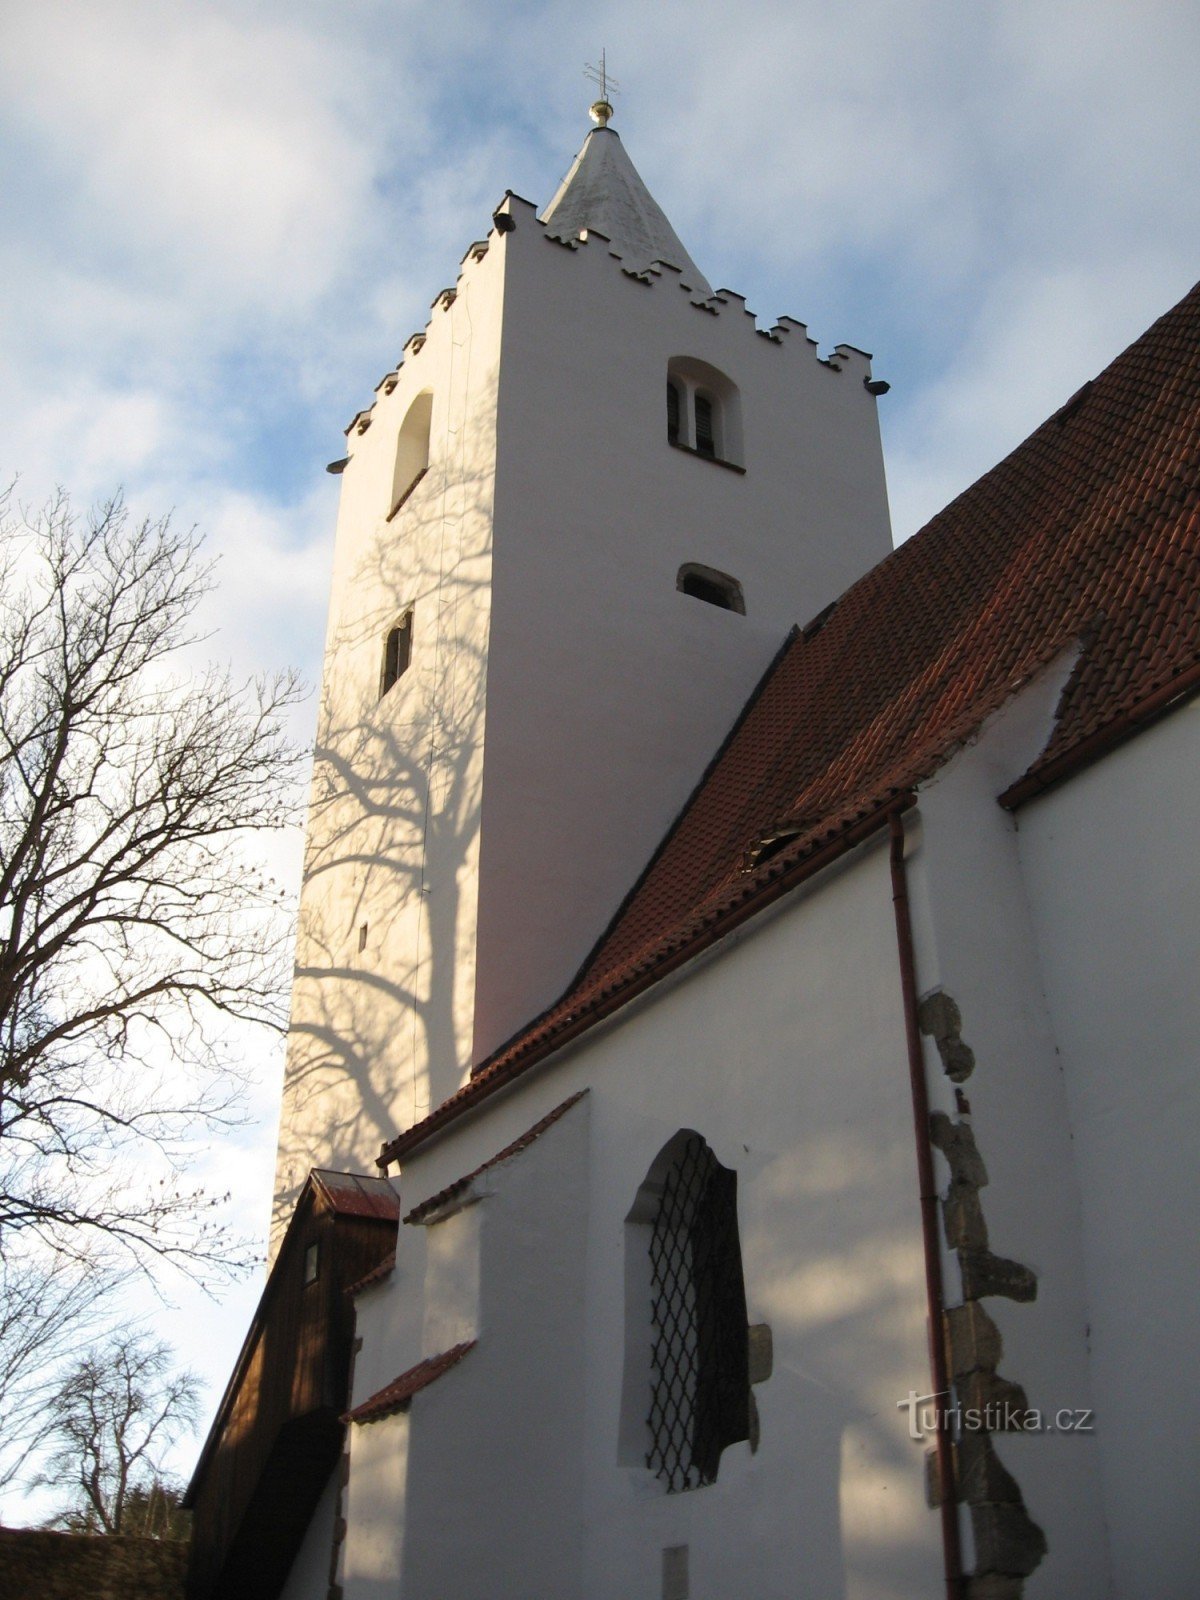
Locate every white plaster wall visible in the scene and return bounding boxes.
[367,841,943,1600]
[906,676,1112,1595]
[476,196,894,1060]
[273,234,506,1231]
[278,1465,338,1600]
[1016,704,1200,1598]
[344,1413,411,1600]
[400,1099,591,1599]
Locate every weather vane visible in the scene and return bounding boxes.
[584,50,620,126]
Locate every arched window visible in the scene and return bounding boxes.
[390,391,433,517]
[677,563,745,615]
[665,359,743,468]
[380,610,413,698]
[622,1132,750,1492]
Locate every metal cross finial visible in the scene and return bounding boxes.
[584,50,620,126]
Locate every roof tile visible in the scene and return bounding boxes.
[346,1341,476,1425]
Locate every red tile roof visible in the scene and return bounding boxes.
[311,1169,401,1222]
[403,1091,589,1224]
[346,1341,476,1425]
[381,277,1200,1168]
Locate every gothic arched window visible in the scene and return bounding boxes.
[624,1132,750,1492]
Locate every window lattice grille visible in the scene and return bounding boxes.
[647,1134,749,1491]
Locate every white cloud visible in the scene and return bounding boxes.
[0,0,398,309]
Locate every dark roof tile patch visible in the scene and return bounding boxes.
[381,278,1200,1168]
[346,1341,476,1425]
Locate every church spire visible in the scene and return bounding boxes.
[540,79,713,296]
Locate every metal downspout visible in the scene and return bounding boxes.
[888,807,965,1598]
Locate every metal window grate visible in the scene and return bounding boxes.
[647,1135,750,1491]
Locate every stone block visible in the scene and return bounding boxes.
[959,1250,1038,1303]
[944,1183,989,1251]
[958,1369,1030,1423]
[945,1302,1003,1378]
[957,1432,1022,1506]
[929,1114,989,1188]
[918,990,962,1040]
[970,1502,1048,1577]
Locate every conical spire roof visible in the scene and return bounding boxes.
[540,125,713,296]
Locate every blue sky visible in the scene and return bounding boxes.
[1,0,1197,1515]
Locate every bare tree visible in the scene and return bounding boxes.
[0,488,306,1270]
[37,1332,200,1535]
[0,1248,118,1494]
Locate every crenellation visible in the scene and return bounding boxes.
[531,207,872,366]
[343,406,375,438]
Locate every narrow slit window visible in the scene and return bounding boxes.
[303,1241,320,1286]
[666,381,682,446]
[677,564,745,615]
[380,610,413,698]
[694,394,716,458]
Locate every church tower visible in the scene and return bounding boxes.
[273,103,893,1229]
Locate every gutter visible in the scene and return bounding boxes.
[888,808,965,1599]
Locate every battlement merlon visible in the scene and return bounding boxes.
[494,189,879,371]
[338,187,885,450]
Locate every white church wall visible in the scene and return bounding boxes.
[380,839,944,1600]
[343,1413,411,1600]
[908,678,1112,1596]
[351,1234,428,1431]
[369,1097,592,1600]
[274,233,506,1228]
[1015,703,1200,1600]
[473,193,894,1062]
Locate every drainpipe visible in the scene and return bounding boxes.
[888,807,965,1599]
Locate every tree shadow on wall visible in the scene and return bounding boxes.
[274,374,499,1233]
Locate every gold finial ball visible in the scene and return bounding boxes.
[589,99,613,127]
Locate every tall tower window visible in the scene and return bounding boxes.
[621,1132,751,1493]
[694,394,715,458]
[666,380,682,445]
[666,359,743,467]
[390,391,433,517]
[380,610,413,697]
